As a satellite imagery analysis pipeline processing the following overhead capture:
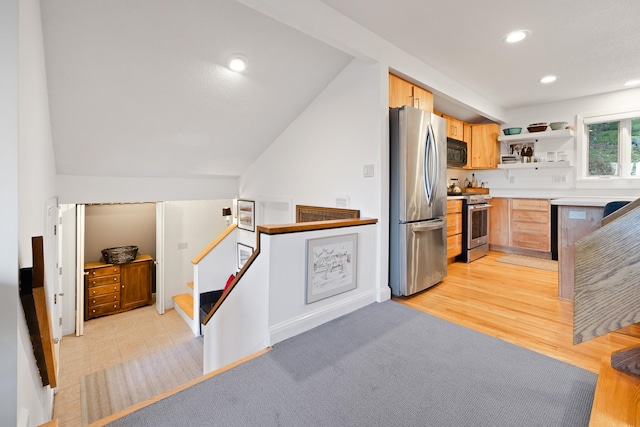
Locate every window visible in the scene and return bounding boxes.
[578,110,640,182]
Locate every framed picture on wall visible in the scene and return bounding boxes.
[305,233,358,304]
[237,243,253,270]
[237,200,255,232]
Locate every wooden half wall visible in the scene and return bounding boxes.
[574,204,640,344]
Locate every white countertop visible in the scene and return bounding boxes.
[550,197,637,207]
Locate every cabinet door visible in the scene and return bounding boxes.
[389,74,414,108]
[470,124,500,169]
[489,197,510,247]
[463,123,472,144]
[120,261,152,311]
[412,85,433,112]
[443,114,463,139]
[389,73,433,112]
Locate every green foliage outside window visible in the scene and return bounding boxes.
[588,118,640,176]
[588,121,618,175]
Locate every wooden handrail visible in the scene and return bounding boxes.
[191,224,237,265]
[259,218,377,235]
[201,218,378,325]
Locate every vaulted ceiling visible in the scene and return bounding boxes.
[40,0,640,179]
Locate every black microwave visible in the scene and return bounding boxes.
[447,138,467,168]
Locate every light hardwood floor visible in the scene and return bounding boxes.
[396,251,640,374]
[53,251,640,426]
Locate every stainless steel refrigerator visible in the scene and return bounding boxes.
[389,106,447,296]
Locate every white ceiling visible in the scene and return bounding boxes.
[40,0,640,179]
[40,0,352,178]
[319,0,640,119]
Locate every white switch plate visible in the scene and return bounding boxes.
[178,242,188,249]
[569,210,587,220]
[363,164,374,177]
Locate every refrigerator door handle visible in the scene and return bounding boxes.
[412,219,445,232]
[423,123,439,206]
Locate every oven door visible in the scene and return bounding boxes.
[467,203,491,249]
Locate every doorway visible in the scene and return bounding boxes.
[60,199,233,338]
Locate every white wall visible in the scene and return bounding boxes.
[268,224,378,344]
[0,1,19,425]
[56,174,239,204]
[473,88,640,198]
[240,58,390,300]
[163,200,232,309]
[85,203,157,262]
[240,58,382,218]
[15,0,58,425]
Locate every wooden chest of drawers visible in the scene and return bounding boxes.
[85,255,153,320]
[85,265,120,319]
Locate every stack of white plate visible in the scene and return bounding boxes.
[502,155,517,164]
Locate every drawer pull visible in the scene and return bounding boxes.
[114,277,117,281]
[92,299,95,304]
[113,304,117,308]
[92,309,96,313]
[92,290,96,295]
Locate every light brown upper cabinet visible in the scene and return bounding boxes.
[442,114,464,140]
[463,123,472,145]
[470,123,500,169]
[389,73,433,112]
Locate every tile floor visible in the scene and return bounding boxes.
[52,304,195,426]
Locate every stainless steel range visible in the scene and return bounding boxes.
[459,193,492,263]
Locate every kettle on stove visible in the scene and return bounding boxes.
[448,178,461,194]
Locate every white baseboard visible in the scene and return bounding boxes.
[377,286,391,302]
[269,290,377,345]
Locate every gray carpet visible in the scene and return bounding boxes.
[108,301,595,427]
[81,337,203,425]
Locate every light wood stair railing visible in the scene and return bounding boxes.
[172,225,237,333]
[573,198,640,425]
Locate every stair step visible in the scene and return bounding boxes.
[172,293,194,319]
[187,281,194,290]
[589,359,640,426]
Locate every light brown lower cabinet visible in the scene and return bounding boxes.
[85,255,153,320]
[511,199,550,252]
[446,200,463,259]
[489,197,510,247]
[489,198,551,255]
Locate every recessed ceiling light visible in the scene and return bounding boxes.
[624,80,640,87]
[504,30,530,43]
[540,75,557,84]
[228,56,247,72]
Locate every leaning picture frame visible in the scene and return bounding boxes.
[237,243,253,270]
[237,199,255,232]
[306,233,358,304]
